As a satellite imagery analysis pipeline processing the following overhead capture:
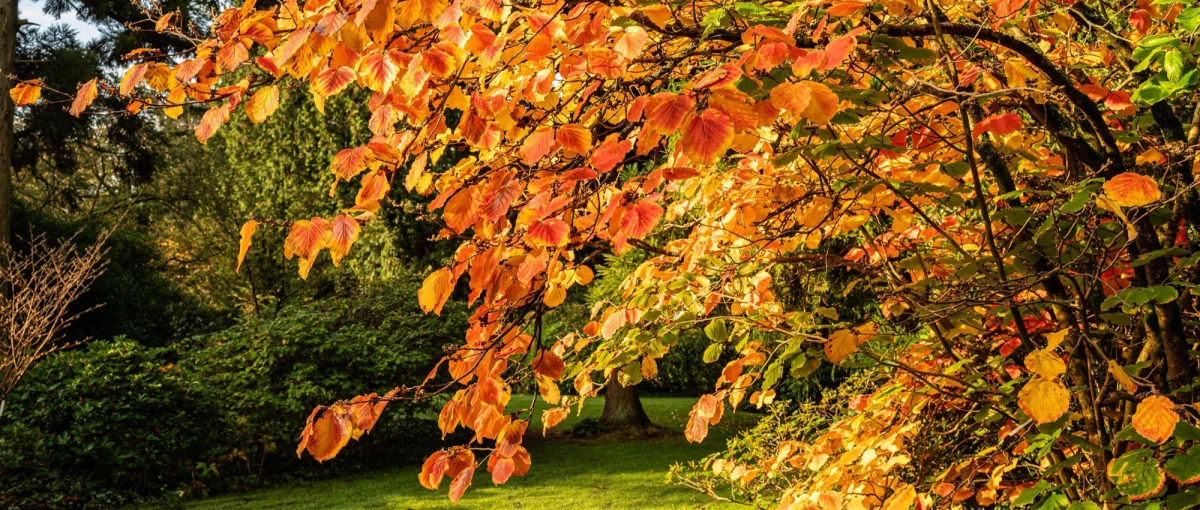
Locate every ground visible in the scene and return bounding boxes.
[181,396,755,510]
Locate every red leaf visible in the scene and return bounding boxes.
[644,93,694,135]
[972,112,1023,138]
[357,52,399,92]
[613,26,648,60]
[591,138,632,172]
[621,199,664,238]
[680,108,735,164]
[527,218,570,247]
[490,457,515,485]
[119,63,148,96]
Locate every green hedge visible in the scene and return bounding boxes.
[0,277,466,509]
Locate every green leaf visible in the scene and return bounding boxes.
[1175,422,1200,442]
[1012,480,1052,505]
[704,319,728,343]
[762,361,784,389]
[1166,446,1200,485]
[1061,187,1095,213]
[1066,502,1101,510]
[1107,449,1166,499]
[1135,82,1170,105]
[702,343,723,363]
[1167,487,1200,510]
[1165,50,1186,83]
[618,361,642,386]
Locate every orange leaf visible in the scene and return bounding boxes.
[331,146,373,181]
[236,219,258,274]
[490,456,515,485]
[119,63,148,96]
[245,85,280,124]
[527,218,569,247]
[284,217,333,279]
[195,104,231,144]
[69,78,99,117]
[591,138,631,172]
[520,127,556,165]
[418,267,454,315]
[971,112,1023,138]
[613,26,648,60]
[443,186,481,233]
[495,419,528,457]
[1133,395,1178,443]
[827,1,867,16]
[824,329,857,363]
[685,410,709,442]
[1103,172,1161,207]
[357,52,399,92]
[680,108,734,164]
[798,81,839,125]
[9,81,41,106]
[533,350,565,380]
[312,66,357,97]
[328,214,361,266]
[448,465,474,503]
[556,124,593,155]
[301,408,352,462]
[356,170,391,206]
[542,407,569,434]
[419,451,449,490]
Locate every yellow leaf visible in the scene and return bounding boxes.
[246,85,280,124]
[881,485,916,510]
[1017,377,1069,424]
[1132,395,1177,443]
[1024,349,1065,379]
[236,219,258,274]
[1096,195,1138,239]
[1044,328,1069,350]
[1108,360,1137,393]
[418,267,454,315]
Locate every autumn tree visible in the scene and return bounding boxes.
[22,0,1200,505]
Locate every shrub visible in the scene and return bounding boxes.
[0,275,469,508]
[177,275,467,488]
[0,338,213,509]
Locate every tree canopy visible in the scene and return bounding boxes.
[14,0,1200,505]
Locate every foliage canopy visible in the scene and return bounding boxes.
[16,0,1200,505]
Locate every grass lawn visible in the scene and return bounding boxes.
[179,396,752,510]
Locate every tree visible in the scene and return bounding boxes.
[0,231,107,407]
[33,0,1200,506]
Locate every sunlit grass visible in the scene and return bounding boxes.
[182,396,754,510]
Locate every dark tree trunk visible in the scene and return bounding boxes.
[599,371,653,433]
[0,0,14,266]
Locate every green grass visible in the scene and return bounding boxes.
[181,396,753,510]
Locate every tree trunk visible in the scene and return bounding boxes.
[599,371,653,434]
[0,0,15,267]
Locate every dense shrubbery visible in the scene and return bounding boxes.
[0,277,466,509]
[0,339,212,508]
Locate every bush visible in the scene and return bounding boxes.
[0,275,469,508]
[177,275,467,488]
[0,338,213,509]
